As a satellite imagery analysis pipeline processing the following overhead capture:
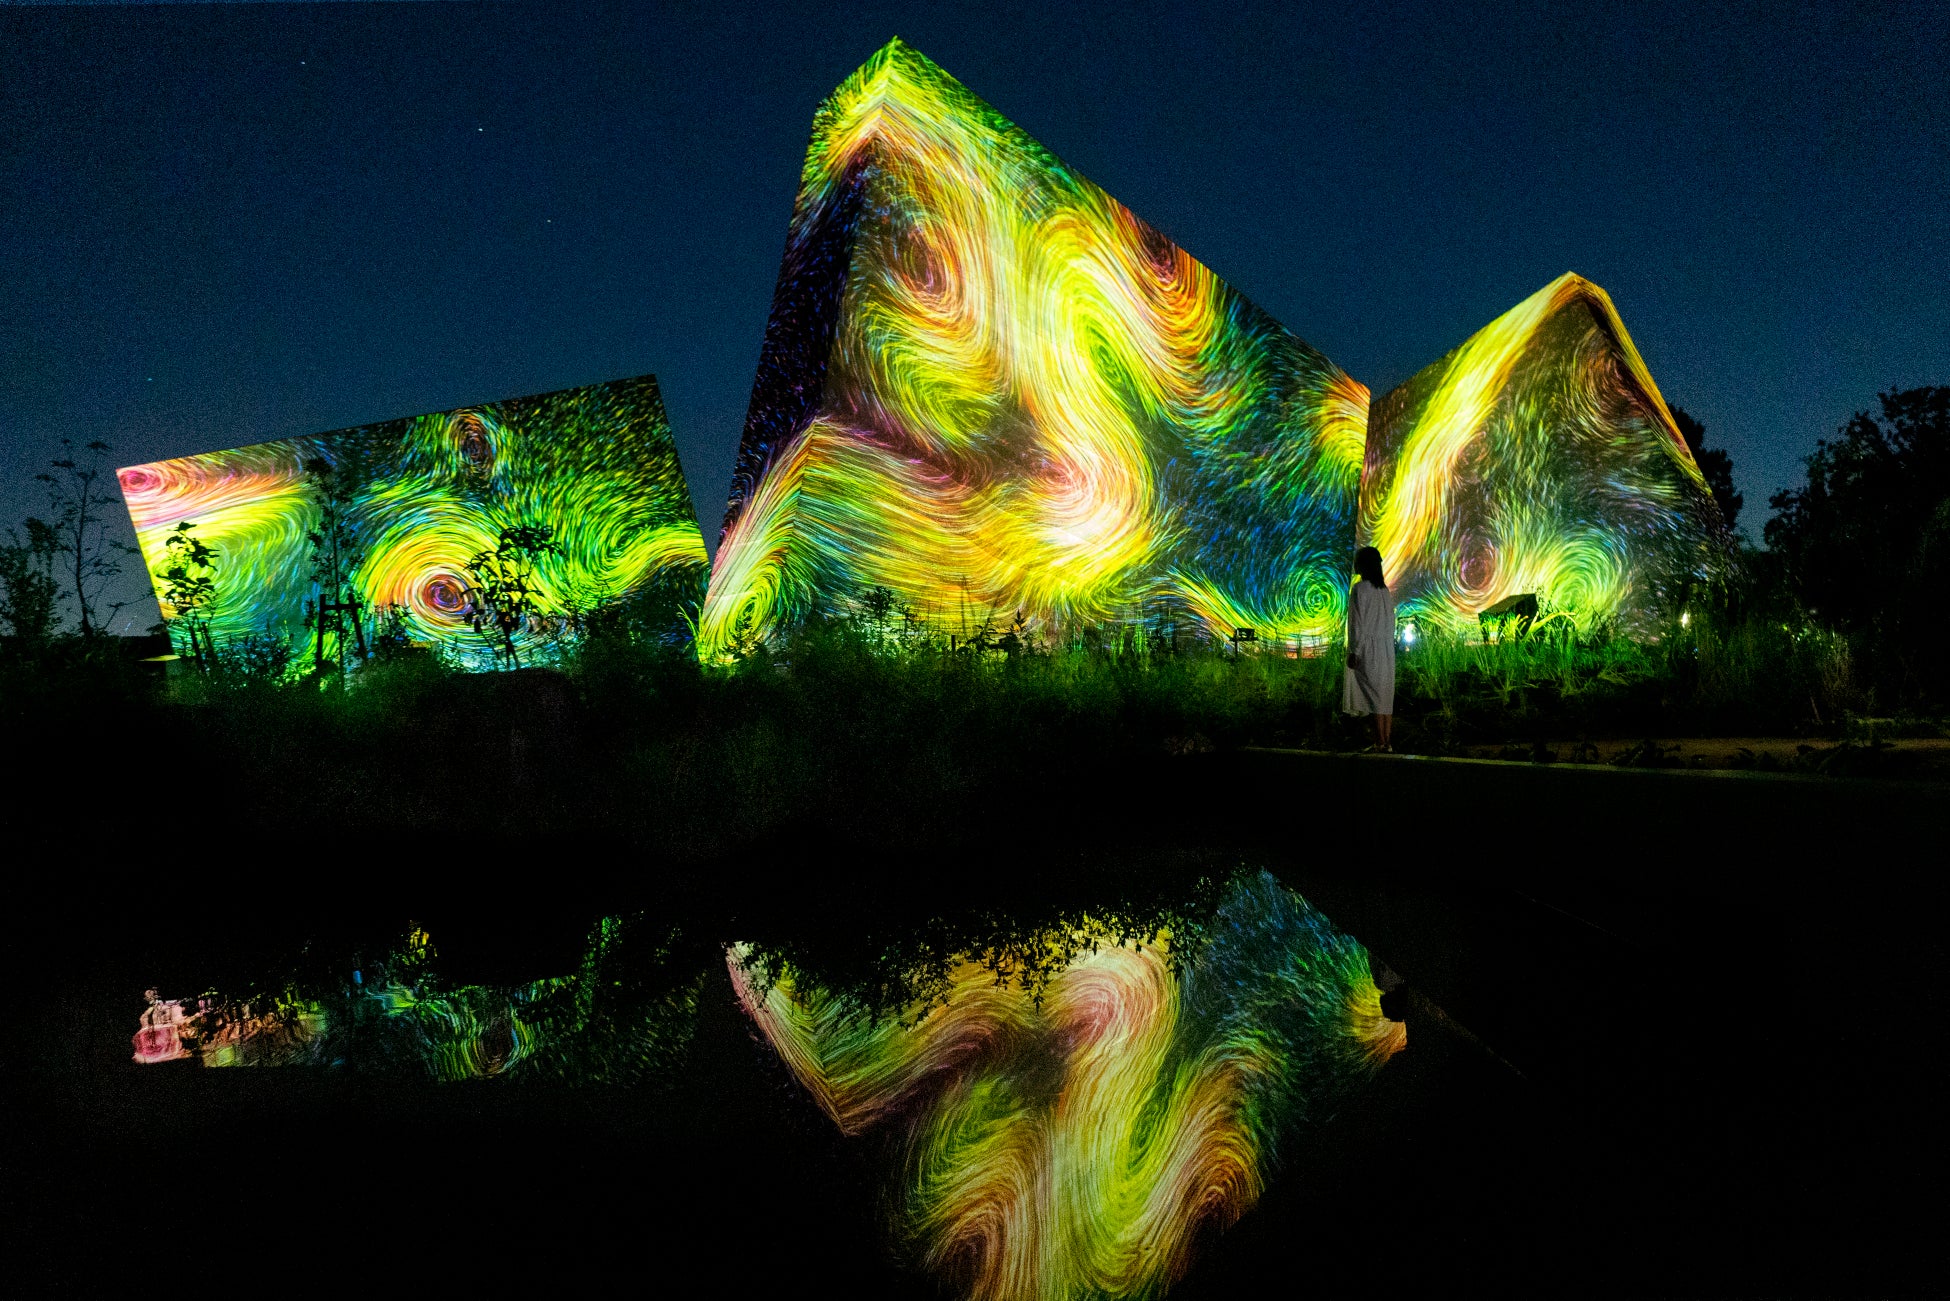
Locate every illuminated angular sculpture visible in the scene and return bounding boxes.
[1359,273,1729,637]
[731,873,1405,1301]
[699,39,1367,659]
[120,375,708,670]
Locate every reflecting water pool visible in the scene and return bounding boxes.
[129,870,1402,1299]
[131,916,700,1086]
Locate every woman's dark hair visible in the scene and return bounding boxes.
[1354,546,1387,590]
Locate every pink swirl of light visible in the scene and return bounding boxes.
[117,457,303,531]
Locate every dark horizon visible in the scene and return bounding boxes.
[4,0,1946,630]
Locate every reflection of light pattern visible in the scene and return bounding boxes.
[133,989,326,1068]
[1359,274,1728,636]
[700,40,1362,659]
[731,874,1404,1301]
[130,983,539,1079]
[131,921,697,1085]
[132,992,194,1064]
[120,376,708,669]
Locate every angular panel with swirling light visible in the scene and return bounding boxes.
[1359,274,1730,637]
[730,873,1405,1301]
[118,375,707,669]
[701,39,1365,659]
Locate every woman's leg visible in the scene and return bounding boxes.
[1378,714,1393,749]
[1370,713,1384,750]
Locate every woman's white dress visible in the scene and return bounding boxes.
[1341,580,1396,716]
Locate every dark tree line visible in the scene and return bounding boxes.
[1671,389,1947,705]
[1,440,136,649]
[1764,386,1949,699]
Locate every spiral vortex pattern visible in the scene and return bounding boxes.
[119,375,707,666]
[701,40,1362,659]
[731,873,1405,1301]
[1359,273,1729,635]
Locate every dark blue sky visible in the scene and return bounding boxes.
[3,0,1946,629]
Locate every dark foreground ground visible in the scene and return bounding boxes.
[7,750,1942,1295]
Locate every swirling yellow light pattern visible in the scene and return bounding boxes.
[120,375,707,667]
[1359,273,1728,635]
[731,873,1404,1301]
[702,40,1362,659]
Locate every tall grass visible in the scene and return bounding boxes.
[0,600,1924,871]
[1387,607,1869,742]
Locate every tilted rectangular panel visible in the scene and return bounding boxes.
[119,374,707,671]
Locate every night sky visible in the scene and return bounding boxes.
[3,0,1945,630]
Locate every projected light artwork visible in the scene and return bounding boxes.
[699,39,1366,660]
[1358,274,1729,637]
[731,873,1405,1301]
[120,375,707,671]
[132,921,698,1086]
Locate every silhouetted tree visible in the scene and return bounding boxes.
[1765,386,1949,699]
[466,524,563,669]
[0,522,60,647]
[158,521,219,664]
[0,520,61,650]
[303,453,369,673]
[1670,406,1744,532]
[33,439,136,636]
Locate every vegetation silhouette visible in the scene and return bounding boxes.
[34,439,137,637]
[466,523,567,670]
[1766,386,1949,701]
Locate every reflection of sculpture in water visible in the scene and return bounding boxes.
[731,873,1405,1301]
[131,989,324,1068]
[127,918,696,1084]
[131,991,191,1065]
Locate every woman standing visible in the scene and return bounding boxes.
[1343,546,1396,752]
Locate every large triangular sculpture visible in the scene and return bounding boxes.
[698,39,1369,659]
[1359,273,1729,637]
[702,42,1727,658]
